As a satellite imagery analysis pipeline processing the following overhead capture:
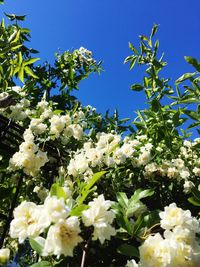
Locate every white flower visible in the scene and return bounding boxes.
[172,158,185,168]
[30,118,47,135]
[142,143,153,151]
[10,202,48,243]
[67,124,83,140]
[9,128,48,176]
[184,140,192,148]
[0,248,10,264]
[193,167,200,176]
[120,143,135,158]
[23,128,34,142]
[113,148,126,164]
[183,180,194,193]
[137,151,151,166]
[159,203,199,232]
[49,115,66,138]
[180,170,190,180]
[37,100,49,110]
[44,196,70,223]
[82,194,116,243]
[67,154,89,176]
[126,259,139,267]
[164,226,195,246]
[43,217,82,258]
[85,148,103,167]
[167,167,177,179]
[143,162,158,178]
[40,109,53,120]
[136,135,147,141]
[92,223,116,244]
[139,233,175,267]
[104,155,115,167]
[96,132,121,153]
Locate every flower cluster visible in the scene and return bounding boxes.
[30,100,85,143]
[128,203,200,267]
[9,128,48,176]
[0,90,33,123]
[144,138,200,184]
[144,158,190,181]
[8,97,94,176]
[67,133,153,181]
[77,47,96,65]
[9,191,116,258]
[82,194,116,244]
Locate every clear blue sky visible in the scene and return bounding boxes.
[1,0,200,121]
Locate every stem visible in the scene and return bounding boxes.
[80,242,88,267]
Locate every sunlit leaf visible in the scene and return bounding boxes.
[50,183,66,199]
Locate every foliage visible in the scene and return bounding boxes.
[0,9,199,267]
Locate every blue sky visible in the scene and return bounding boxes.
[1,0,200,121]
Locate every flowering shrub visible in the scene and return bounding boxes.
[0,8,199,267]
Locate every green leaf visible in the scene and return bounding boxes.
[130,56,137,70]
[188,196,200,206]
[117,244,139,257]
[124,55,133,63]
[11,44,22,51]
[50,183,66,199]
[187,121,200,129]
[132,213,145,235]
[151,98,160,112]
[184,56,200,72]
[150,24,158,39]
[132,211,159,236]
[173,110,182,127]
[131,84,143,91]
[179,97,199,104]
[30,237,44,255]
[143,210,160,228]
[154,39,159,51]
[175,72,196,83]
[128,42,138,55]
[131,189,154,202]
[70,204,88,216]
[53,110,63,115]
[120,117,130,123]
[191,187,200,200]
[69,66,74,80]
[85,171,107,191]
[31,261,52,267]
[183,110,200,121]
[24,66,39,79]
[5,13,26,21]
[143,77,149,88]
[126,201,143,218]
[8,30,20,43]
[139,35,149,42]
[24,58,40,66]
[116,192,129,208]
[18,52,23,66]
[77,171,107,205]
[18,66,24,83]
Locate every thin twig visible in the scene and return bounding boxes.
[80,242,89,267]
